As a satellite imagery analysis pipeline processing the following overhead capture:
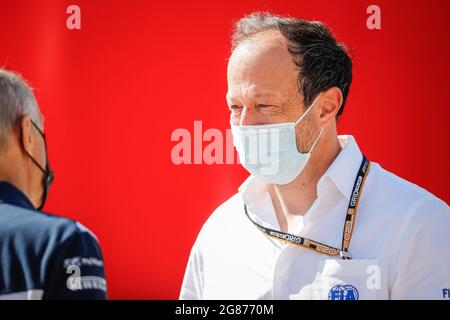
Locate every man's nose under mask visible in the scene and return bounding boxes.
[231,93,323,185]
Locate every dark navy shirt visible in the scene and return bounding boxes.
[0,182,107,300]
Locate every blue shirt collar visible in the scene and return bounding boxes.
[0,181,35,210]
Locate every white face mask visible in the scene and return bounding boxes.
[231,93,323,185]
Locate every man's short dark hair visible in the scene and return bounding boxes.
[231,12,352,119]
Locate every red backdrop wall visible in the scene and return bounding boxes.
[0,0,448,299]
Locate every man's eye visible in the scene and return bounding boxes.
[256,104,273,109]
[229,105,243,111]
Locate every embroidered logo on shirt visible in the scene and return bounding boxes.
[443,288,450,299]
[328,284,359,300]
[66,265,107,292]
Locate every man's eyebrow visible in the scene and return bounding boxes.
[225,94,237,103]
[254,93,280,104]
[254,91,282,100]
[226,89,282,103]
[233,92,280,98]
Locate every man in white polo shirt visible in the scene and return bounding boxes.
[180,12,450,300]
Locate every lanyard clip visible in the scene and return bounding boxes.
[340,250,352,260]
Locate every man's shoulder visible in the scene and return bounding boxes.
[0,203,99,249]
[368,162,449,225]
[370,162,446,202]
[204,192,244,228]
[0,204,103,297]
[195,193,245,244]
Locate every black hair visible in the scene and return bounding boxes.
[231,12,353,118]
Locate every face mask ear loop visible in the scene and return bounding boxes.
[294,92,323,126]
[305,127,324,154]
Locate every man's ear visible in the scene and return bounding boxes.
[20,116,34,155]
[318,87,343,124]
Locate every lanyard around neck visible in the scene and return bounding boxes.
[243,155,371,260]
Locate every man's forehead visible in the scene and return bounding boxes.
[236,29,287,49]
[227,32,298,96]
[226,84,283,101]
[229,30,289,61]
